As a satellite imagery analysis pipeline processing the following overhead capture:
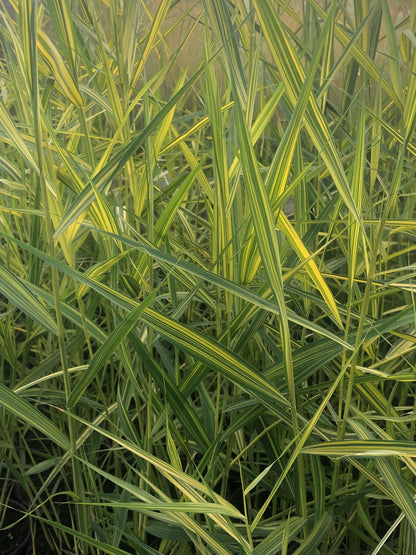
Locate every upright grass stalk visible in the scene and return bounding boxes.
[21,2,88,551]
[22,0,67,447]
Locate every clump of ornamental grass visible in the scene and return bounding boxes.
[0,0,415,553]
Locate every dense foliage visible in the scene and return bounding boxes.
[0,0,415,553]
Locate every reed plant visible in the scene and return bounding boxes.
[0,0,415,553]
